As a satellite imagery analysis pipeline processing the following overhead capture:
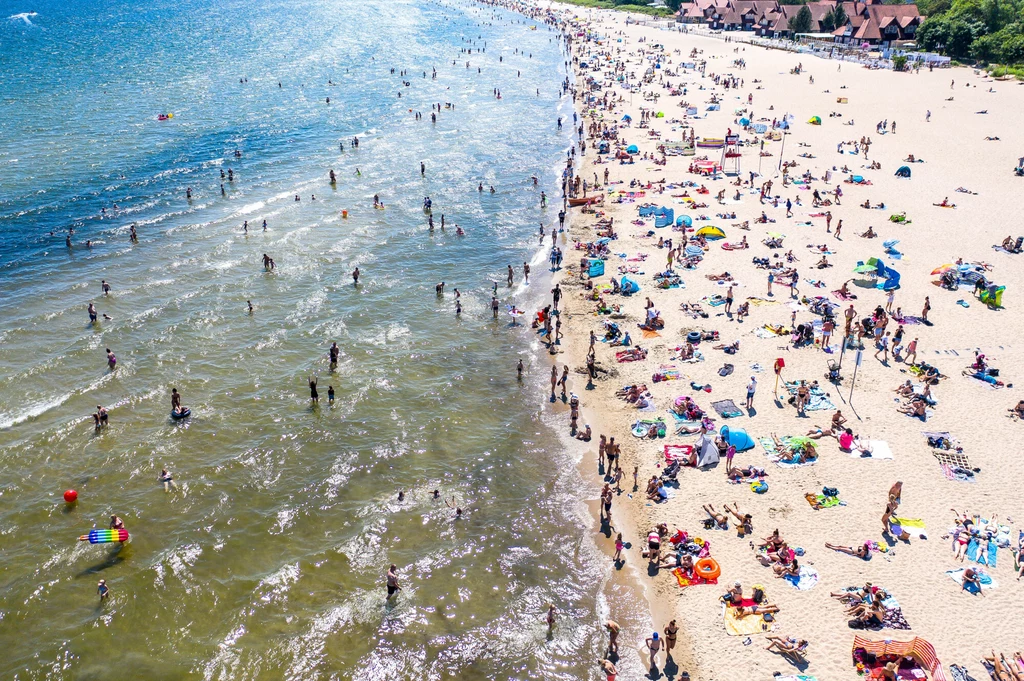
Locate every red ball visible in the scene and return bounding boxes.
[63,489,78,503]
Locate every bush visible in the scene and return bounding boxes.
[892,54,910,70]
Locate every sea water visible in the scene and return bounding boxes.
[0,0,649,678]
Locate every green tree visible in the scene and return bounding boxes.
[789,4,814,33]
[665,0,683,10]
[822,9,837,31]
[833,2,848,29]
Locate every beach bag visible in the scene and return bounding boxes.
[752,587,764,603]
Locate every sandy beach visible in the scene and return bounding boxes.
[538,3,1024,679]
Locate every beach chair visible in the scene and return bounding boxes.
[1013,236,1023,253]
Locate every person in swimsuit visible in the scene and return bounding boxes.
[171,388,182,415]
[663,620,679,659]
[644,632,661,671]
[826,542,872,560]
[159,468,177,492]
[109,514,125,530]
[88,303,98,323]
[386,564,401,599]
[97,579,109,603]
[308,375,319,403]
[106,349,117,370]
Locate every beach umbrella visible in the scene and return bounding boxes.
[853,263,878,274]
[695,226,726,239]
[680,215,693,227]
[766,232,784,239]
[930,264,954,275]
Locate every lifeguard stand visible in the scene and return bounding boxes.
[724,134,741,176]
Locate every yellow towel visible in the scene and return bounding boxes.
[723,606,776,636]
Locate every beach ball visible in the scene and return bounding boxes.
[63,489,78,503]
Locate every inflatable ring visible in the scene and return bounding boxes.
[694,557,721,581]
[750,481,768,494]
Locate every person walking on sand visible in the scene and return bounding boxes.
[644,632,662,671]
[921,296,931,322]
[886,289,895,313]
[725,285,734,315]
[664,620,679,660]
[604,620,620,654]
[386,564,401,600]
[550,365,558,400]
[905,337,918,364]
[767,271,774,296]
[746,376,757,409]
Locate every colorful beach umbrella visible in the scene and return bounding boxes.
[79,528,129,544]
[930,264,954,275]
[853,263,878,274]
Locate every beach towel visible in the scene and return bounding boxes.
[723,601,775,636]
[664,444,693,463]
[777,677,817,681]
[712,399,743,418]
[783,566,819,591]
[760,436,816,468]
[966,537,999,567]
[889,516,927,539]
[849,440,894,460]
[785,382,836,411]
[947,568,996,591]
[807,493,843,509]
[672,567,718,588]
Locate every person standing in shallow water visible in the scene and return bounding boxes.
[386,564,401,600]
[308,375,319,403]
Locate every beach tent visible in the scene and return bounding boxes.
[626,144,639,154]
[639,205,657,217]
[753,123,768,134]
[851,637,947,681]
[620,276,640,295]
[695,226,726,240]
[719,425,755,451]
[855,257,901,290]
[694,432,720,467]
[656,111,664,118]
[622,114,632,122]
[808,116,822,125]
[739,117,751,126]
[895,165,912,178]
[706,104,720,111]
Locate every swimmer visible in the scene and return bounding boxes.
[106,348,117,371]
[159,468,177,492]
[101,280,111,295]
[445,495,463,516]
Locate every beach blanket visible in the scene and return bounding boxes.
[712,399,743,418]
[890,516,927,539]
[672,567,718,588]
[760,436,816,468]
[723,599,776,636]
[807,493,843,509]
[934,449,976,483]
[783,566,819,591]
[785,382,836,411]
[849,440,895,460]
[703,295,728,307]
[966,536,999,567]
[947,568,996,591]
[832,289,856,300]
[677,350,705,364]
[664,444,693,463]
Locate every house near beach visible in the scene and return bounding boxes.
[676,0,921,47]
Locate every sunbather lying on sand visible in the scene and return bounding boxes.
[765,636,809,659]
[734,603,780,617]
[703,504,729,529]
[826,542,872,560]
[723,502,753,537]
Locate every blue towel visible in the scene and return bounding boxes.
[966,537,979,562]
